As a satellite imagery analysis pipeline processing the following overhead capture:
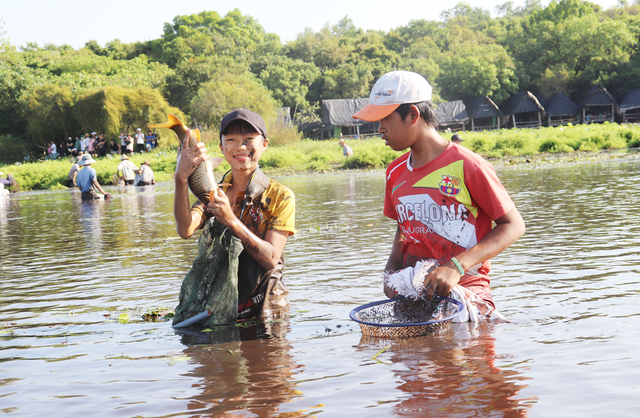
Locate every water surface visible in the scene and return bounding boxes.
[1,152,640,417]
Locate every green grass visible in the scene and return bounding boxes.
[3,122,639,191]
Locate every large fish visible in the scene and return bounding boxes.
[149,115,222,204]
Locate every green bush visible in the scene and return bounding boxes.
[343,148,383,169]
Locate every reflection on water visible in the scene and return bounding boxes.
[178,321,306,417]
[1,153,640,417]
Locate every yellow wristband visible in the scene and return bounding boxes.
[451,257,465,276]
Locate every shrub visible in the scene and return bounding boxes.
[269,122,301,147]
[343,148,383,169]
[539,138,574,153]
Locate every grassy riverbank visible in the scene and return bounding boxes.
[3,122,640,191]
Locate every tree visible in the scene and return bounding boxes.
[314,62,375,100]
[165,55,247,113]
[73,86,184,141]
[437,42,519,103]
[20,84,75,147]
[190,71,278,132]
[285,26,349,71]
[256,55,320,110]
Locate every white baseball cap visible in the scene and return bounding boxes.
[353,71,432,122]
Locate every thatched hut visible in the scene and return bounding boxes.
[577,85,617,124]
[463,96,503,131]
[536,93,580,127]
[619,89,640,123]
[321,98,374,139]
[433,100,469,132]
[500,91,545,129]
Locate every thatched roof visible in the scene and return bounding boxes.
[500,91,544,116]
[619,89,640,112]
[433,100,469,125]
[321,98,369,126]
[577,84,618,108]
[536,93,579,116]
[463,96,503,119]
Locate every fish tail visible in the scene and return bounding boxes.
[148,114,185,130]
[148,114,188,144]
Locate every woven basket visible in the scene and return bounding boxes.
[349,296,464,339]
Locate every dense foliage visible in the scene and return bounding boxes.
[2,1,640,162]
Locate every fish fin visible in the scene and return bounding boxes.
[209,156,224,169]
[148,114,185,129]
[192,129,202,142]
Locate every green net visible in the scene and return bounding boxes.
[173,218,243,327]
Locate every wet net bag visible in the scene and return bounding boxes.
[173,218,243,327]
[350,296,464,339]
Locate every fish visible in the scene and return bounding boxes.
[149,115,222,204]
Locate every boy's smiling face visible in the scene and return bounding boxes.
[220,129,268,173]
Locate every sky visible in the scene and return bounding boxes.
[1,0,621,49]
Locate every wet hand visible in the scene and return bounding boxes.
[175,130,208,183]
[423,262,461,300]
[206,188,235,226]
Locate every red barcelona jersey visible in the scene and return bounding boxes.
[384,143,515,302]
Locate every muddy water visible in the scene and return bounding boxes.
[1,153,640,417]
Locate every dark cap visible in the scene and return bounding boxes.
[451,134,464,142]
[219,108,267,139]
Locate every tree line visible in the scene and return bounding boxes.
[1,0,640,158]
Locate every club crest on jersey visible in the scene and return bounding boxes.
[439,175,461,196]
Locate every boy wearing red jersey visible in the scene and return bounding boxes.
[353,71,525,308]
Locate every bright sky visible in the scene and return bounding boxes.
[1,0,621,49]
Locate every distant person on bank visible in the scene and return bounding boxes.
[96,134,107,157]
[136,161,156,186]
[117,155,138,185]
[451,134,464,144]
[135,128,146,153]
[76,154,110,200]
[339,138,353,157]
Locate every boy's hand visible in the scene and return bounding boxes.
[175,129,208,183]
[206,188,235,227]
[423,262,461,300]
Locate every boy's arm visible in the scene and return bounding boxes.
[424,206,525,299]
[174,130,208,239]
[207,187,287,271]
[383,225,404,297]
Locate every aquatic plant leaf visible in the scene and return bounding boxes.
[167,356,190,366]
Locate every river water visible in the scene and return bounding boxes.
[1,152,640,417]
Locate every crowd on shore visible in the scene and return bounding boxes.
[44,129,159,161]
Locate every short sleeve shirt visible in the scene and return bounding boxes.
[76,166,97,192]
[117,160,138,181]
[384,143,515,300]
[192,172,295,239]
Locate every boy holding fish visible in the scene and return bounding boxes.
[169,108,295,322]
[353,71,525,318]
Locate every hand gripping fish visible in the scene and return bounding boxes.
[149,115,222,204]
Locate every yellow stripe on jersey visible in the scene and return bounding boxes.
[410,160,478,218]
